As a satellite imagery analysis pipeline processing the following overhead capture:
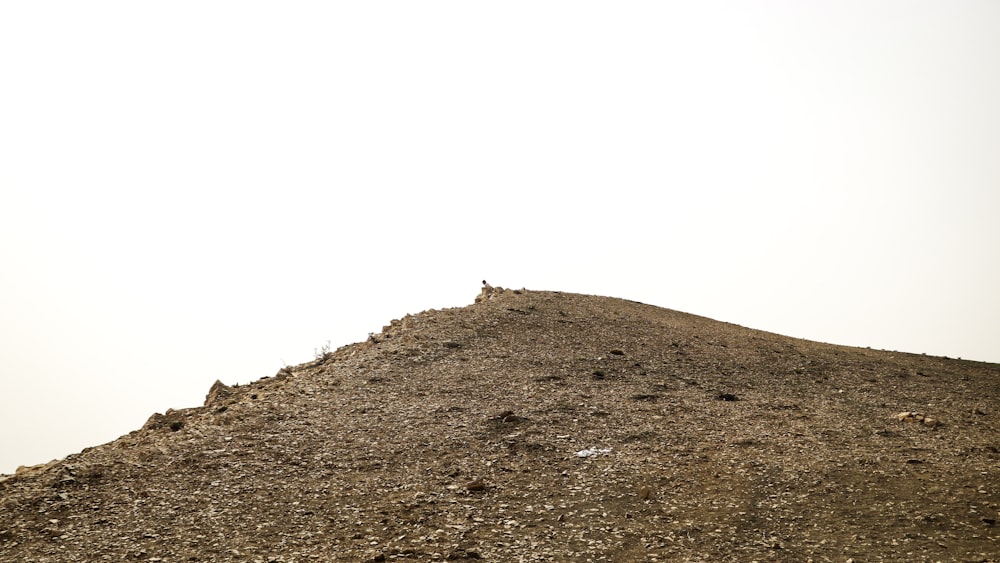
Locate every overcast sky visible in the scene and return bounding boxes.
[2,1,998,474]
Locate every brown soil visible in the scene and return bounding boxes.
[1,287,998,562]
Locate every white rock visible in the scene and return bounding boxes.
[575,447,612,458]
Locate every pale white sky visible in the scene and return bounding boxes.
[2,1,998,474]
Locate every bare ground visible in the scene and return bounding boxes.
[1,287,998,562]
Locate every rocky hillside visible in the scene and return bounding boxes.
[1,286,998,562]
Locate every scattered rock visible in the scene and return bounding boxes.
[493,410,523,424]
[13,459,60,478]
[2,287,997,561]
[501,413,523,424]
[895,411,941,427]
[575,447,612,458]
[630,394,659,402]
[142,409,188,433]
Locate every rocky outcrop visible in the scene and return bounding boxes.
[204,379,234,407]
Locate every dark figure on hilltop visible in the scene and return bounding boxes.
[477,280,500,303]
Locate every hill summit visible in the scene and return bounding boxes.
[2,287,998,561]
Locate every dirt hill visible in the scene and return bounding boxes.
[1,287,998,562]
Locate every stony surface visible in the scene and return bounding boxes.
[1,286,998,562]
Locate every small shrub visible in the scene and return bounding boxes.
[314,340,332,361]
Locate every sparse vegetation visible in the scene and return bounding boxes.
[313,340,332,362]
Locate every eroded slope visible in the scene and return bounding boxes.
[1,287,998,562]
